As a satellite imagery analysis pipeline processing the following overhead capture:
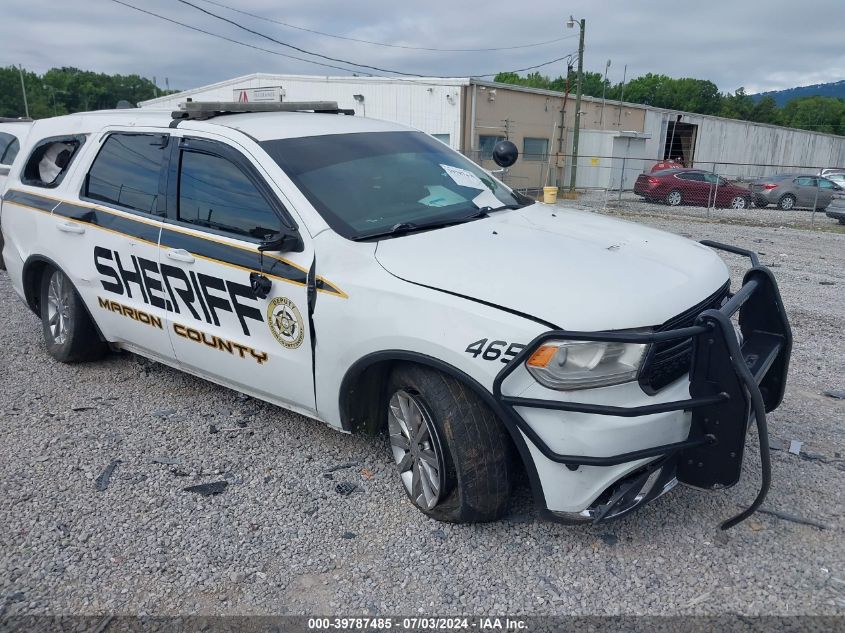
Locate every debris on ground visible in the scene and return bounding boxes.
[823,390,845,399]
[183,481,228,496]
[151,408,177,418]
[94,459,121,492]
[788,440,803,455]
[599,533,619,546]
[361,467,375,480]
[70,406,95,412]
[150,456,182,466]
[209,424,218,434]
[748,519,766,532]
[335,481,362,496]
[756,507,831,530]
[341,531,356,539]
[324,460,363,474]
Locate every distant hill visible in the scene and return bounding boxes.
[752,80,845,106]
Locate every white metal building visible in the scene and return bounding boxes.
[140,73,845,189]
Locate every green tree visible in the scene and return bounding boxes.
[0,65,175,118]
[780,96,845,135]
[750,96,781,125]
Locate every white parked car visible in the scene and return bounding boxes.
[0,118,34,269]
[0,102,792,528]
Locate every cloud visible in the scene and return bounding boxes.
[2,0,844,94]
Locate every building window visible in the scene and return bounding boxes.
[478,135,505,160]
[431,133,450,146]
[523,137,549,162]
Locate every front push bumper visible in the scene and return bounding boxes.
[493,241,792,530]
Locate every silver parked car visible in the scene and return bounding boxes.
[816,168,845,192]
[749,174,840,210]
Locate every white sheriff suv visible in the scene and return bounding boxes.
[0,102,792,529]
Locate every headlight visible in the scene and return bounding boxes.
[525,339,649,390]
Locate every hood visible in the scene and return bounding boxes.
[374,205,730,330]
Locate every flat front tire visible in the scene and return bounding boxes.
[40,267,106,363]
[386,363,513,522]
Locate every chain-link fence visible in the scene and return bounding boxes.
[460,148,845,228]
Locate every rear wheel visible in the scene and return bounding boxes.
[778,194,796,210]
[666,190,683,206]
[386,363,513,522]
[40,267,106,363]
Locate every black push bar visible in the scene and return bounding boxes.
[492,240,792,529]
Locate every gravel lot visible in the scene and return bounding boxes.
[0,205,843,618]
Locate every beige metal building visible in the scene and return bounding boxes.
[140,73,845,190]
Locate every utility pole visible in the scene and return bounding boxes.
[568,17,585,193]
[18,64,30,119]
[599,59,611,127]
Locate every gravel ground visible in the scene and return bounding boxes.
[0,208,843,618]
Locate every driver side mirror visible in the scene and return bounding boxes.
[492,140,519,168]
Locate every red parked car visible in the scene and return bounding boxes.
[634,169,752,209]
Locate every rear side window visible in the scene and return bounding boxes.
[21,135,85,188]
[0,132,19,165]
[677,172,705,182]
[177,150,281,240]
[84,133,168,216]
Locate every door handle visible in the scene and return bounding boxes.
[57,221,85,235]
[167,249,195,264]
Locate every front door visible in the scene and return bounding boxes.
[160,136,315,412]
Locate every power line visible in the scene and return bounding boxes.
[109,0,372,75]
[111,0,574,79]
[193,0,577,53]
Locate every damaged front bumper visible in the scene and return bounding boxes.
[493,241,792,530]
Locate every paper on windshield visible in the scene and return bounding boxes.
[471,189,503,209]
[440,164,487,190]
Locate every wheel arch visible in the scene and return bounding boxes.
[21,254,59,315]
[21,254,106,341]
[338,349,547,510]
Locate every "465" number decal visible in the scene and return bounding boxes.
[465,339,526,364]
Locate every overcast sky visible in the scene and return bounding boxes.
[3,0,844,95]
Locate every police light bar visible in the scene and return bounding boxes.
[171,100,355,120]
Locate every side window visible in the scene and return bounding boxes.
[523,137,549,162]
[21,135,85,188]
[478,135,505,160]
[678,172,704,182]
[84,133,168,216]
[177,150,282,240]
[0,132,19,165]
[817,178,836,189]
[794,177,813,187]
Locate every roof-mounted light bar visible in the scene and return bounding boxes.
[171,100,355,121]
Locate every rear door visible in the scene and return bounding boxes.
[70,130,174,360]
[676,172,707,204]
[815,177,837,208]
[160,135,316,412]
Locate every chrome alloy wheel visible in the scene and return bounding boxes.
[667,190,682,206]
[388,389,444,510]
[730,196,747,209]
[46,269,72,345]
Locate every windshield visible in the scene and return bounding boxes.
[261,131,525,239]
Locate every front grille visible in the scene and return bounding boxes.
[639,282,730,393]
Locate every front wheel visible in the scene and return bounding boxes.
[40,267,107,363]
[729,195,749,209]
[386,364,514,522]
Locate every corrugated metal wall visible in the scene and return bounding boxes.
[643,110,845,179]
